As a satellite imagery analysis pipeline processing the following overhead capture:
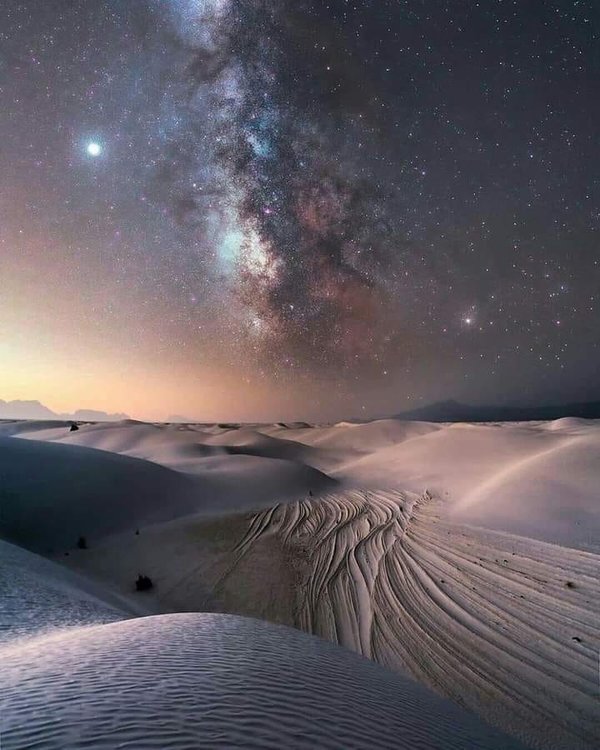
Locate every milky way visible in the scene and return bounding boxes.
[0,0,598,419]
[162,0,412,368]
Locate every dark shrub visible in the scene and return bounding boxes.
[135,574,153,592]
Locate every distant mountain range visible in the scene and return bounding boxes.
[3,397,599,425]
[396,399,600,422]
[0,399,129,422]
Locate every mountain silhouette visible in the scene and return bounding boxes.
[0,399,129,422]
[396,399,600,422]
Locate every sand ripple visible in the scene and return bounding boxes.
[235,490,600,749]
[1,613,522,749]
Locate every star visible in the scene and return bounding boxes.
[86,141,102,157]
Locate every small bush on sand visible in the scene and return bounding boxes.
[135,574,153,592]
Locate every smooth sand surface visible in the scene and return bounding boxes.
[0,427,333,552]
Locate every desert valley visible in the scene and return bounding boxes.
[3,0,599,747]
[1,416,598,749]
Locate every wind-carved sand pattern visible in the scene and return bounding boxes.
[232,490,600,750]
[1,614,526,750]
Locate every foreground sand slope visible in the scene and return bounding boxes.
[53,488,600,749]
[1,613,526,750]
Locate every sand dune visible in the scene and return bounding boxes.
[1,613,526,750]
[55,419,332,487]
[66,420,333,475]
[269,417,440,453]
[331,419,600,550]
[53,488,600,748]
[231,490,600,749]
[15,415,598,550]
[0,435,207,552]
[2,416,599,748]
[0,428,333,554]
[12,417,599,552]
[451,426,600,549]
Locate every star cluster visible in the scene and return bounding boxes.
[0,0,598,419]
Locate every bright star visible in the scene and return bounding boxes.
[86,141,102,157]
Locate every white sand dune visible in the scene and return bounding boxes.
[1,612,526,750]
[48,490,599,748]
[450,425,600,548]
[15,419,319,466]
[2,416,599,748]
[35,417,597,552]
[0,435,202,552]
[231,490,600,749]
[0,428,334,553]
[329,419,600,551]
[0,419,78,438]
[17,415,597,550]
[268,417,441,453]
[64,421,334,496]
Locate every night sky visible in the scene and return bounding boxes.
[1,1,598,421]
